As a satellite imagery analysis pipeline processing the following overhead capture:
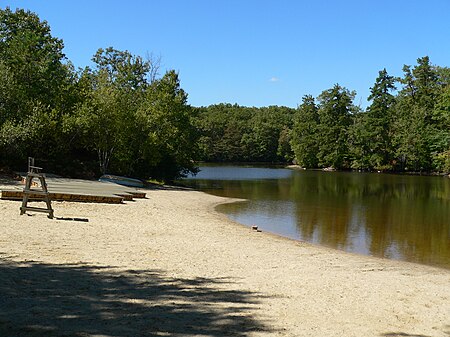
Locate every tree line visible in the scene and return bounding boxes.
[1,8,449,182]
[197,58,450,174]
[290,59,450,173]
[194,104,295,163]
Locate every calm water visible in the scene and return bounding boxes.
[183,165,450,269]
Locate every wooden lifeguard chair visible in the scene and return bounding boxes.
[20,157,54,219]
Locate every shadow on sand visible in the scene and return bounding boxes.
[381,332,434,337]
[0,258,273,336]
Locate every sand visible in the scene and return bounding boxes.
[0,179,449,337]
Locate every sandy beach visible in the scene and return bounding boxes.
[0,179,449,337]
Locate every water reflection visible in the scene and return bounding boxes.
[183,167,450,269]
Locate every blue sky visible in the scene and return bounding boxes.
[3,0,450,108]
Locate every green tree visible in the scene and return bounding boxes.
[348,111,370,170]
[393,57,440,171]
[92,47,151,90]
[195,104,247,162]
[316,85,356,169]
[360,68,396,170]
[291,95,319,168]
[68,48,150,175]
[411,56,439,112]
[93,48,151,175]
[241,106,294,162]
[0,7,67,108]
[277,126,294,162]
[430,84,450,172]
[195,104,294,163]
[0,7,73,168]
[136,70,199,180]
[73,69,122,174]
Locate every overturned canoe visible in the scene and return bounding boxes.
[98,174,144,188]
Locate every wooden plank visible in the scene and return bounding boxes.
[1,190,124,204]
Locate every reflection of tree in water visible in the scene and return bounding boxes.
[186,168,450,268]
[0,259,272,336]
[290,172,450,268]
[292,172,353,249]
[365,200,394,259]
[381,197,450,266]
[294,197,352,250]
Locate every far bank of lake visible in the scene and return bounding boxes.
[182,165,450,269]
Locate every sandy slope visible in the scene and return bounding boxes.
[0,180,449,337]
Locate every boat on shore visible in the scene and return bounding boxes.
[98,174,144,188]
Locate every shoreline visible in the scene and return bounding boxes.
[1,180,449,336]
[215,204,450,272]
[215,202,450,272]
[286,164,450,177]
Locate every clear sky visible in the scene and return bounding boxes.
[3,0,450,108]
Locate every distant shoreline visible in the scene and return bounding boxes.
[195,162,450,177]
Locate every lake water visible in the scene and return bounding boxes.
[182,165,450,269]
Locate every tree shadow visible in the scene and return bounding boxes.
[382,332,431,337]
[0,258,274,336]
[382,325,450,336]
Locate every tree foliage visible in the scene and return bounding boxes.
[0,8,69,162]
[0,8,198,181]
[291,95,319,168]
[1,8,450,178]
[288,59,450,174]
[392,57,443,171]
[195,104,295,163]
[316,84,356,169]
[350,69,396,170]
